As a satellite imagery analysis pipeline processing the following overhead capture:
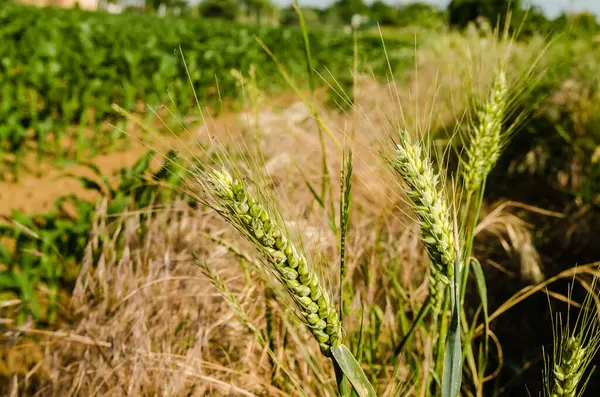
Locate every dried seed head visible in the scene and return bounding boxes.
[208,169,342,356]
[391,133,456,302]
[463,67,508,194]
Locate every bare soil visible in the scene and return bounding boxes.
[0,91,311,217]
[0,147,149,216]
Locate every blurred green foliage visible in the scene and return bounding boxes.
[448,0,517,29]
[281,1,445,29]
[494,34,600,208]
[198,0,239,21]
[395,3,446,29]
[196,0,275,24]
[330,0,369,24]
[0,2,413,174]
[280,6,323,27]
[447,0,599,36]
[369,1,398,26]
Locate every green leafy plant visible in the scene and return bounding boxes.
[0,2,413,177]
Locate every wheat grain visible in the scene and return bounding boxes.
[391,132,456,302]
[550,337,587,397]
[463,67,508,194]
[208,168,342,356]
[545,276,600,397]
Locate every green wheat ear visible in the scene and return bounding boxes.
[391,131,456,304]
[551,337,587,397]
[463,67,509,195]
[544,278,600,397]
[208,168,342,356]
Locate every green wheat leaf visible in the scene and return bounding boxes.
[470,257,488,319]
[442,255,463,397]
[332,344,376,397]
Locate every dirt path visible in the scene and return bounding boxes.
[0,93,308,216]
[0,118,226,216]
[0,144,154,216]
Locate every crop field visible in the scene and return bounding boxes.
[1,1,600,397]
[0,2,414,176]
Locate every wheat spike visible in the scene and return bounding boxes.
[391,132,456,303]
[550,337,587,397]
[545,276,600,397]
[463,67,508,194]
[208,169,342,355]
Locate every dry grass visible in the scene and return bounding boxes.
[2,86,428,395]
[0,163,423,396]
[0,94,570,396]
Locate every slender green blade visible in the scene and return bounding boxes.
[442,255,463,397]
[331,344,376,397]
[469,257,488,316]
[469,257,490,361]
[355,305,365,363]
[293,1,315,95]
[442,299,462,397]
[350,305,366,397]
[393,295,431,357]
[335,362,353,397]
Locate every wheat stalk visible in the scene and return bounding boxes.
[391,132,456,303]
[463,67,508,194]
[208,168,342,356]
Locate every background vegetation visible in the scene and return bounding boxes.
[1,0,600,396]
[0,2,415,177]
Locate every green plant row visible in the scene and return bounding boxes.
[0,2,413,173]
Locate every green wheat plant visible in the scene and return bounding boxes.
[454,55,545,396]
[189,163,375,396]
[391,130,456,306]
[387,128,463,397]
[543,279,600,397]
[207,168,343,355]
[380,44,544,395]
[459,64,513,270]
[462,66,509,196]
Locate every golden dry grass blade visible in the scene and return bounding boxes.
[476,262,600,334]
